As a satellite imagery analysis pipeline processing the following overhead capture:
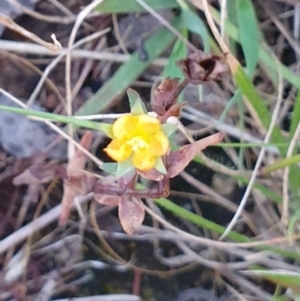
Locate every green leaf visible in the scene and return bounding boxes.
[0,105,113,137]
[127,89,147,115]
[161,123,177,137]
[100,162,118,174]
[76,17,182,116]
[95,0,178,13]
[116,158,135,179]
[154,157,167,175]
[236,0,259,77]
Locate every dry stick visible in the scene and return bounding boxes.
[143,205,288,249]
[89,202,194,277]
[0,194,93,255]
[0,88,103,166]
[181,108,280,155]
[71,38,107,100]
[65,0,107,159]
[180,171,257,233]
[27,29,110,107]
[0,13,60,54]
[0,50,65,105]
[220,56,284,240]
[134,0,198,52]
[282,121,300,226]
[220,0,228,39]
[262,2,300,57]
[52,295,141,301]
[6,0,79,24]
[0,40,167,66]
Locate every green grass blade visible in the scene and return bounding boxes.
[289,90,300,139]
[0,105,112,134]
[163,28,188,79]
[154,197,249,242]
[76,17,182,116]
[236,0,259,77]
[180,7,210,53]
[210,7,300,89]
[261,154,300,175]
[154,197,300,260]
[233,66,285,155]
[95,0,178,13]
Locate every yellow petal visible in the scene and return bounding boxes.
[132,149,155,171]
[136,114,160,135]
[112,114,138,140]
[104,140,132,162]
[148,131,169,156]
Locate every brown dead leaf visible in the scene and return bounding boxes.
[151,77,180,115]
[177,52,229,84]
[167,132,224,178]
[13,163,57,185]
[94,194,120,206]
[12,160,59,203]
[118,196,145,235]
[59,131,93,225]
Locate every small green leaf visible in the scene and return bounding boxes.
[116,157,136,179]
[127,88,147,115]
[161,123,177,137]
[154,157,167,175]
[100,162,118,174]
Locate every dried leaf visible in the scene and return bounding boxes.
[59,131,93,225]
[177,52,229,84]
[13,163,57,185]
[94,194,120,206]
[151,77,180,115]
[167,132,224,178]
[118,196,145,235]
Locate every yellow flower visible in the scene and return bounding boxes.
[104,114,169,171]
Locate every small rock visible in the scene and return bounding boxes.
[0,95,67,159]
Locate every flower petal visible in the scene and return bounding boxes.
[136,114,160,135]
[132,149,155,171]
[148,131,169,156]
[104,140,132,162]
[112,114,138,140]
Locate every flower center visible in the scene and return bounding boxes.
[126,136,149,152]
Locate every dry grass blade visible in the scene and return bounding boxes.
[0,13,60,53]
